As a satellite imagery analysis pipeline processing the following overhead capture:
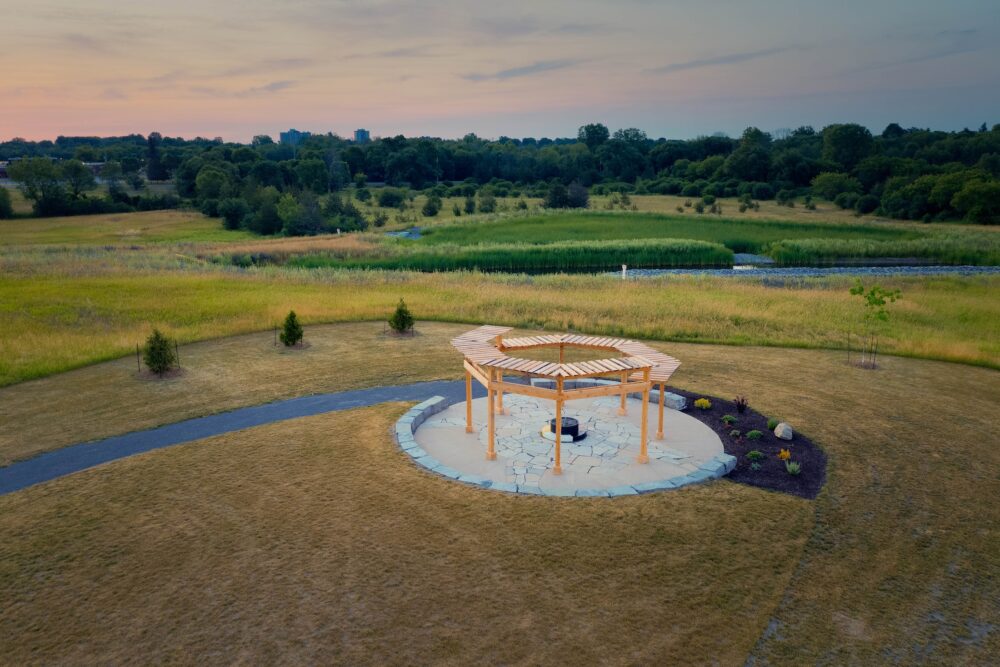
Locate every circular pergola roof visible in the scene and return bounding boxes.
[451,325,680,383]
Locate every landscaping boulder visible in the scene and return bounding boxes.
[774,422,794,440]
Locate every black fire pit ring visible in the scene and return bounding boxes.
[548,417,587,441]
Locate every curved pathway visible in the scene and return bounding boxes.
[0,380,489,496]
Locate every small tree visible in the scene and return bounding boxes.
[421,195,441,217]
[0,188,13,219]
[388,298,415,334]
[280,310,304,346]
[463,195,476,214]
[143,328,177,376]
[848,280,901,369]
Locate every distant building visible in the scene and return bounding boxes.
[353,128,370,144]
[279,128,311,146]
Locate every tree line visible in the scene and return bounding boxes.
[2,121,998,225]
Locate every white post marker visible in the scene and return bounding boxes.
[621,264,628,280]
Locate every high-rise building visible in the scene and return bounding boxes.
[279,128,311,146]
[353,128,370,144]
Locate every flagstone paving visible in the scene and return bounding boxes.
[406,393,734,496]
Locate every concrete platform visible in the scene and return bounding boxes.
[400,393,733,497]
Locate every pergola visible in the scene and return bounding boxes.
[451,326,681,474]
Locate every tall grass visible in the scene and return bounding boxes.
[285,238,734,272]
[0,266,997,386]
[768,234,1000,266]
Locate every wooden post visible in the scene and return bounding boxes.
[175,341,180,368]
[497,371,505,415]
[136,344,141,372]
[465,370,474,433]
[553,377,563,475]
[638,368,650,464]
[486,368,497,460]
[618,371,628,416]
[656,381,665,440]
[559,343,564,364]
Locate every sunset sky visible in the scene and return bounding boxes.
[3,0,999,142]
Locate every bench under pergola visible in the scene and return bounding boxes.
[451,325,681,475]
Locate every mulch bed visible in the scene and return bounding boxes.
[669,388,827,499]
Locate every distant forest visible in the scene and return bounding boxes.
[2,122,998,227]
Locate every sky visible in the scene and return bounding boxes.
[2,0,999,142]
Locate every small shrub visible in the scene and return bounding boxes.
[750,462,762,471]
[694,202,705,213]
[388,298,414,333]
[777,448,791,460]
[701,194,716,205]
[738,203,748,213]
[694,397,711,410]
[143,328,176,376]
[785,460,801,475]
[767,417,779,430]
[729,429,741,438]
[377,188,406,208]
[683,199,692,208]
[516,197,528,210]
[676,205,684,213]
[279,310,304,347]
[421,195,441,217]
[747,429,763,440]
[733,395,748,413]
[721,414,737,425]
[746,450,765,462]
[452,204,462,216]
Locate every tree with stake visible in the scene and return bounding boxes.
[849,280,901,369]
[280,310,304,347]
[143,328,177,376]
[388,298,414,334]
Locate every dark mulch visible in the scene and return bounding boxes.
[669,388,827,499]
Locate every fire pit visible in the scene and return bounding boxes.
[544,416,587,442]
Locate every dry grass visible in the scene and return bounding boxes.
[0,209,252,246]
[1,341,997,664]
[0,403,811,665]
[0,321,466,465]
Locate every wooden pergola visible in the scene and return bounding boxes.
[451,326,681,474]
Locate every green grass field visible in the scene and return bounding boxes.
[420,211,919,250]
[0,209,253,245]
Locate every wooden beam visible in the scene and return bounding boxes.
[497,371,505,415]
[656,381,665,440]
[619,371,628,416]
[465,370,474,433]
[490,380,559,401]
[553,377,563,475]
[562,381,650,400]
[487,368,497,461]
[463,360,490,388]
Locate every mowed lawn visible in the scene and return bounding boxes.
[1,329,997,663]
[0,209,252,246]
[419,211,920,249]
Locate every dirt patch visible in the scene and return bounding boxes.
[670,388,827,499]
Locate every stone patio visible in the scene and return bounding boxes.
[401,393,734,496]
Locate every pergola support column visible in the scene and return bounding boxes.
[486,368,497,460]
[553,377,563,475]
[465,370,474,433]
[497,371,505,415]
[656,381,665,440]
[638,368,650,464]
[618,371,628,416]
